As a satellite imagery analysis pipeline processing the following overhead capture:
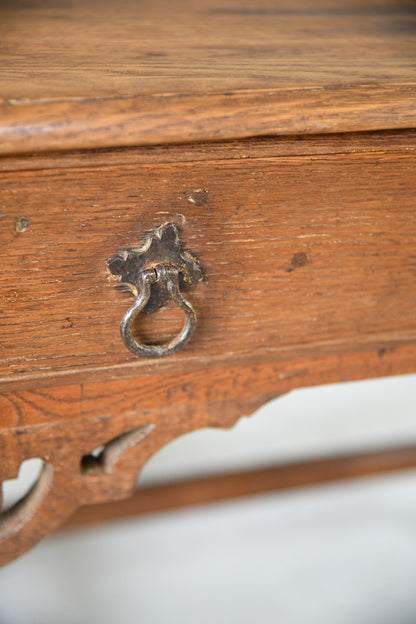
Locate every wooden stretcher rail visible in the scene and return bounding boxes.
[61,443,416,531]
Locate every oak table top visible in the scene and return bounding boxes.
[1,0,416,153]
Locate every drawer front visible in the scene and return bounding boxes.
[0,144,415,389]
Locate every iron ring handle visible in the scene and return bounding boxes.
[120,265,197,359]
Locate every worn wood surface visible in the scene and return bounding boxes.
[1,349,416,565]
[2,345,416,431]
[3,0,415,100]
[62,444,416,531]
[1,0,416,568]
[0,388,272,566]
[1,0,416,153]
[1,130,415,173]
[0,133,415,392]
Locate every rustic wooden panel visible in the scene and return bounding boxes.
[1,131,415,173]
[2,86,416,156]
[0,140,415,390]
[1,344,416,564]
[0,381,272,565]
[1,343,415,431]
[1,0,415,153]
[3,0,415,100]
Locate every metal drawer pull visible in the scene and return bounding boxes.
[106,223,204,359]
[120,264,196,358]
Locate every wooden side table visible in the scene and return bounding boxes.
[0,0,415,566]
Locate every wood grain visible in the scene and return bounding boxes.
[2,85,416,156]
[62,444,416,531]
[0,385,271,566]
[1,350,415,564]
[1,0,416,568]
[0,134,415,391]
[1,345,415,431]
[3,0,415,100]
[1,0,416,153]
[1,131,415,173]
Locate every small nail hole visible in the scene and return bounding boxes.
[14,216,29,233]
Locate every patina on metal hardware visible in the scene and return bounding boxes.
[106,223,204,358]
